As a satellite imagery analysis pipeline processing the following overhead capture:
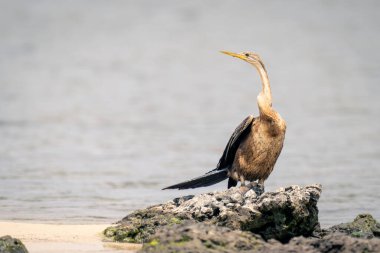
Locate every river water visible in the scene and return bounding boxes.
[1,0,379,227]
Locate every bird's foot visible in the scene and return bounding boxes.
[238,186,250,194]
[245,181,254,187]
[243,181,265,196]
[258,183,265,195]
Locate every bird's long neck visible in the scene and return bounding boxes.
[257,62,272,102]
[254,61,276,121]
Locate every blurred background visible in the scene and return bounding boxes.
[0,0,379,227]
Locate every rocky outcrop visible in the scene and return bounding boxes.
[0,236,28,253]
[104,184,321,243]
[104,184,380,252]
[326,213,380,239]
[141,220,380,253]
[142,222,265,253]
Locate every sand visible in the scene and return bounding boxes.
[0,221,142,253]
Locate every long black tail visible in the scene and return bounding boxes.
[162,168,229,190]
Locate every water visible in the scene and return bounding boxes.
[0,0,379,227]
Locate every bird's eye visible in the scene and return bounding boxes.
[245,53,249,57]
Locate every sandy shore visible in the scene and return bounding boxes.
[0,221,142,253]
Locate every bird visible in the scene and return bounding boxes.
[163,51,286,190]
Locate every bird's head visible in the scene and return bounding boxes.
[220,51,266,72]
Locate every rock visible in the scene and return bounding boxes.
[264,232,380,253]
[326,213,380,239]
[242,184,321,242]
[141,222,264,253]
[306,233,380,253]
[105,183,380,252]
[104,208,183,243]
[141,221,380,253]
[0,236,28,253]
[104,184,321,243]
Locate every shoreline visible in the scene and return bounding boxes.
[0,221,141,253]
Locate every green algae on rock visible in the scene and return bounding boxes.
[142,222,264,253]
[0,236,28,253]
[104,208,186,243]
[327,213,380,239]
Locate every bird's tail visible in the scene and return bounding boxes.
[162,168,229,190]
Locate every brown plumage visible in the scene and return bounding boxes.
[163,51,286,190]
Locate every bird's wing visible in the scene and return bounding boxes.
[212,115,255,171]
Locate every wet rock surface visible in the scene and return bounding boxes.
[0,236,28,253]
[104,184,380,252]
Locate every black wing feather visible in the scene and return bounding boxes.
[213,115,255,171]
[162,115,254,190]
[162,169,228,190]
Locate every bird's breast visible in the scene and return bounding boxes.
[232,119,286,181]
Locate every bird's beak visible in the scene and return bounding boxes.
[220,51,247,61]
